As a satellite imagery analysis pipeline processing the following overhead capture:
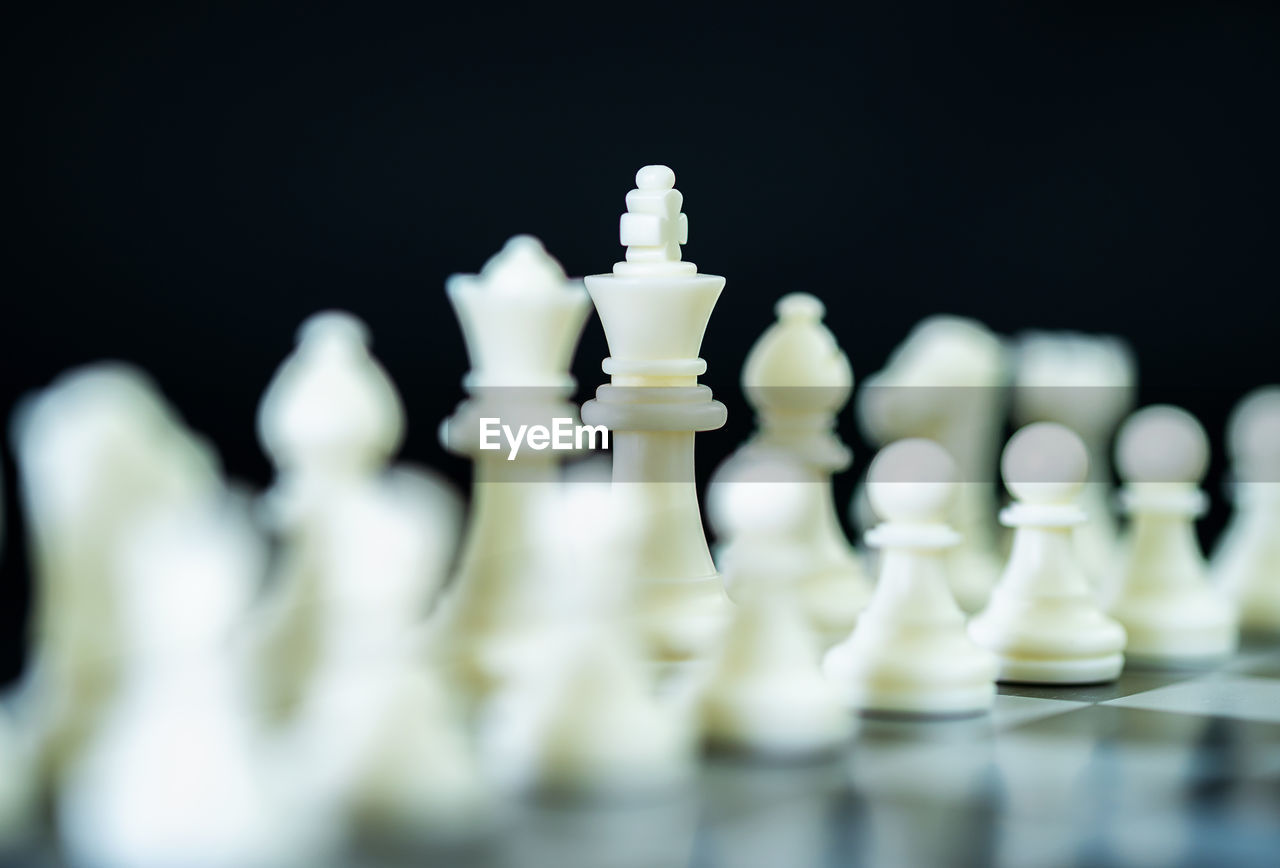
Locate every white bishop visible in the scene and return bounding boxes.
[709,293,871,647]
[252,311,405,724]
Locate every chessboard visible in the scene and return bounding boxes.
[3,163,1279,868]
[495,645,1280,868]
[692,642,1280,868]
[10,645,1279,868]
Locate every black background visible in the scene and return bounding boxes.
[3,2,1278,684]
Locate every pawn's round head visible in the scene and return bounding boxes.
[866,438,957,524]
[1002,422,1089,504]
[1228,386,1280,477]
[1115,405,1209,484]
[711,454,813,538]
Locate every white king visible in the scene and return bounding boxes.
[581,165,731,668]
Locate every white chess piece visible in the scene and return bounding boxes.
[968,423,1127,683]
[1213,386,1280,633]
[288,467,487,846]
[823,439,997,716]
[581,165,732,669]
[709,293,871,647]
[700,457,851,755]
[432,235,591,700]
[482,476,695,797]
[1108,406,1237,662]
[0,705,35,849]
[9,364,221,793]
[252,311,405,724]
[855,316,1009,613]
[1012,331,1136,590]
[58,494,292,868]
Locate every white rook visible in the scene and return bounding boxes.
[581,165,731,666]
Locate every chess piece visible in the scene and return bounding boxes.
[700,457,851,755]
[288,467,487,846]
[9,364,220,793]
[1012,331,1136,591]
[968,423,1127,683]
[1213,386,1280,633]
[1109,406,1237,662]
[856,316,1008,613]
[252,311,404,724]
[709,293,871,647]
[823,439,997,716]
[432,235,591,700]
[580,165,732,669]
[58,493,291,868]
[482,475,695,797]
[0,706,34,850]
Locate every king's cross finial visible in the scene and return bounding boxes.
[620,165,689,265]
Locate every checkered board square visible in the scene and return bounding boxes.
[694,643,1280,868]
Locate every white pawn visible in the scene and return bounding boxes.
[1109,406,1237,662]
[483,478,694,797]
[856,316,1009,613]
[59,495,292,868]
[823,439,997,716]
[700,458,851,755]
[1213,386,1280,633]
[1012,331,1136,590]
[709,293,872,647]
[288,467,486,846]
[969,423,1127,683]
[252,311,405,724]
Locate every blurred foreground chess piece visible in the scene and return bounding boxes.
[10,365,221,797]
[1012,331,1136,590]
[700,457,851,756]
[580,165,732,670]
[287,468,487,849]
[968,423,1127,684]
[253,312,405,725]
[1214,386,1280,634]
[856,316,1009,613]
[58,493,295,868]
[709,293,871,648]
[0,705,35,851]
[1109,406,1237,663]
[431,235,591,701]
[481,477,695,798]
[823,439,997,716]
